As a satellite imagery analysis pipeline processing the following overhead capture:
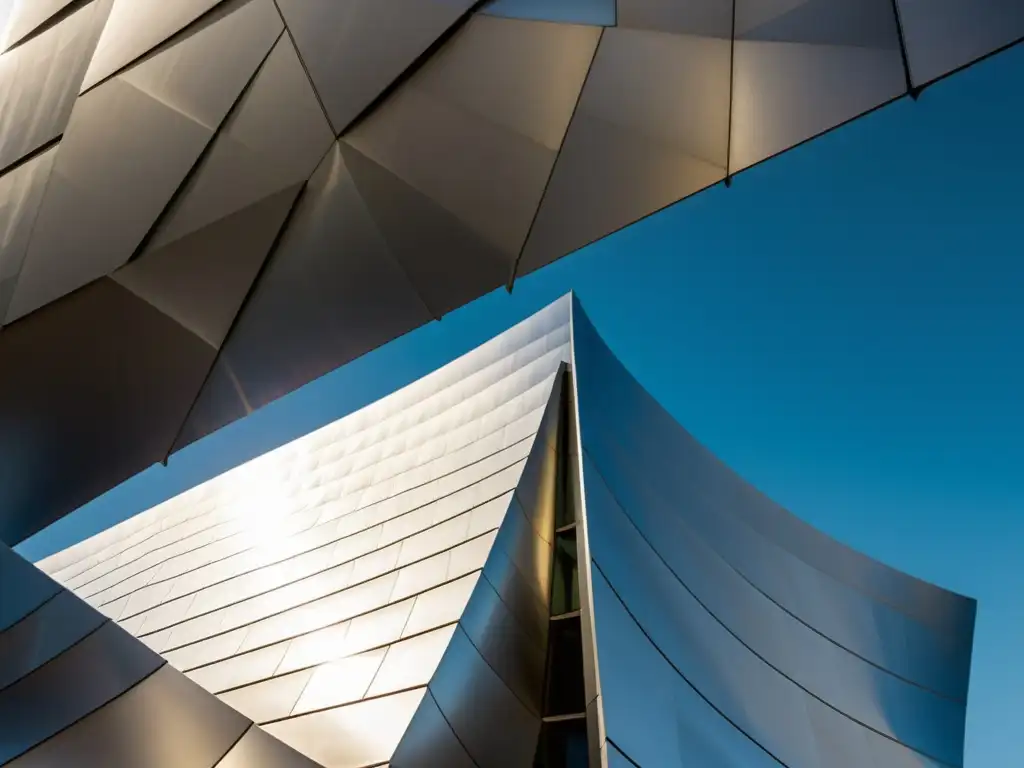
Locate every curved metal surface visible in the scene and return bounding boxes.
[570,296,975,767]
[0,0,1019,544]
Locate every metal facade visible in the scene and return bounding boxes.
[0,0,1020,544]
[1,295,975,767]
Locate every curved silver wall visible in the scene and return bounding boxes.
[6,295,974,766]
[1,0,1021,545]
[569,296,975,767]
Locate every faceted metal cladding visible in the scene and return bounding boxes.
[2,294,975,767]
[0,0,1020,545]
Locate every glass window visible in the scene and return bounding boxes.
[533,718,589,768]
[543,616,586,717]
[551,530,580,616]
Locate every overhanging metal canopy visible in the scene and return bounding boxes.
[0,0,1021,544]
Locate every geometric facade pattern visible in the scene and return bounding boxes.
[4,295,975,767]
[0,0,1021,546]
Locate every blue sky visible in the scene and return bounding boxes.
[18,43,1023,768]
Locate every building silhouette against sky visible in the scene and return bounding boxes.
[0,296,975,767]
[0,0,1022,546]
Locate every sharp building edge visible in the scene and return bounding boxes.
[0,0,1021,545]
[0,295,974,767]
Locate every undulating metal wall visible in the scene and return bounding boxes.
[0,0,1021,545]
[569,296,976,767]
[10,295,975,766]
[32,296,573,767]
[0,537,323,768]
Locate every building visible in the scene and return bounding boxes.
[1,0,1022,544]
[0,296,975,767]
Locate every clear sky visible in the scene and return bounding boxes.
[17,43,1023,768]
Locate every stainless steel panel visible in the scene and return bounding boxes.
[277,621,352,676]
[390,550,452,603]
[390,690,476,768]
[617,0,733,35]
[0,1,108,172]
[0,148,55,324]
[0,542,60,631]
[8,664,249,768]
[81,0,231,90]
[483,0,615,25]
[459,571,547,716]
[264,687,426,768]
[569,297,975,701]
[429,626,539,767]
[114,183,302,351]
[335,141,509,319]
[275,0,476,133]
[0,621,164,764]
[345,599,416,653]
[730,0,905,172]
[590,567,781,767]
[583,455,965,764]
[0,590,105,691]
[520,26,730,274]
[291,647,386,715]
[402,573,480,638]
[145,34,333,253]
[4,0,282,323]
[345,15,599,287]
[164,628,248,672]
[215,724,325,768]
[0,280,216,546]
[367,625,457,698]
[179,141,433,444]
[188,641,289,693]
[897,0,1024,86]
[1,0,77,50]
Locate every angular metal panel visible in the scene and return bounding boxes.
[291,647,386,715]
[0,589,105,691]
[115,183,303,350]
[390,690,476,768]
[176,142,433,446]
[275,0,477,133]
[897,0,1024,86]
[219,669,314,724]
[730,0,905,172]
[520,26,730,274]
[429,626,540,767]
[8,664,250,768]
[0,543,60,632]
[344,16,599,282]
[0,621,163,764]
[146,34,333,252]
[0,1,109,173]
[4,0,283,323]
[0,280,216,546]
[215,725,325,768]
[0,148,55,324]
[402,573,479,638]
[617,0,733,36]
[1,0,77,50]
[366,625,457,698]
[264,687,427,768]
[482,0,615,25]
[81,0,229,91]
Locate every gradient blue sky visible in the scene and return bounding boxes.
[18,44,1023,768]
